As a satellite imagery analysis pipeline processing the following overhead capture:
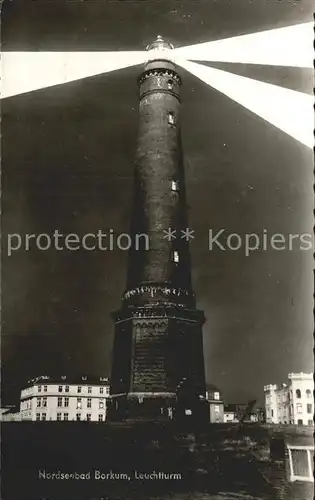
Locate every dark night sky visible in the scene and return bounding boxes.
[1,0,313,406]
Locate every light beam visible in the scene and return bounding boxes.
[0,51,146,99]
[175,59,313,149]
[174,23,313,68]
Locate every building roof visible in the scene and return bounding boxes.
[206,383,220,392]
[224,404,238,413]
[24,375,110,388]
[1,405,19,414]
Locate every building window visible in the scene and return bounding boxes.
[171,180,179,192]
[173,251,179,263]
[86,413,92,421]
[214,392,220,401]
[88,387,92,394]
[271,410,274,417]
[288,446,314,482]
[38,386,42,392]
[58,386,63,393]
[297,403,303,414]
[65,385,69,393]
[297,419,303,425]
[57,413,62,421]
[77,398,82,409]
[98,414,104,422]
[77,386,82,393]
[36,413,40,421]
[185,409,192,415]
[296,389,301,398]
[57,397,62,407]
[214,405,220,413]
[37,397,41,408]
[64,397,69,408]
[99,387,104,394]
[41,413,46,421]
[44,385,47,392]
[307,404,312,414]
[308,420,313,426]
[43,397,47,408]
[87,398,92,408]
[168,111,175,125]
[105,386,110,395]
[99,400,104,409]
[306,389,312,398]
[76,413,81,421]
[167,80,173,90]
[64,413,69,421]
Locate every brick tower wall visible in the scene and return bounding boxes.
[109,51,207,422]
[127,64,193,292]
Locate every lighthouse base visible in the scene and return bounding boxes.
[107,392,209,425]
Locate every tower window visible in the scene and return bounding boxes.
[167,80,173,90]
[168,112,175,125]
[173,251,179,263]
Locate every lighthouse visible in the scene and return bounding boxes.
[108,36,207,423]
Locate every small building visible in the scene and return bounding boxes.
[20,375,110,422]
[0,406,21,421]
[223,403,263,423]
[224,404,239,423]
[205,384,224,423]
[264,372,314,426]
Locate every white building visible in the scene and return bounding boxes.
[264,372,314,426]
[205,384,224,423]
[20,375,110,422]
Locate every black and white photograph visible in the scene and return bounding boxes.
[1,1,314,499]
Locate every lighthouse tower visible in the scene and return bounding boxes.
[108,36,207,422]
